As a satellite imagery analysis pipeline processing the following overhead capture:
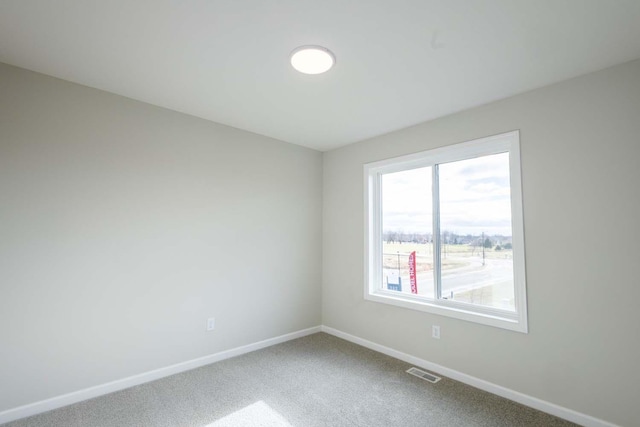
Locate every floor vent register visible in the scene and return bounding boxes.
[406,367,441,383]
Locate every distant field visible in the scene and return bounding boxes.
[383,242,512,260]
[382,241,515,309]
[383,241,512,273]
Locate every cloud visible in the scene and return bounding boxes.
[382,152,513,236]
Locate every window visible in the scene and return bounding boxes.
[364,131,527,332]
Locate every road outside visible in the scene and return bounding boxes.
[382,242,515,311]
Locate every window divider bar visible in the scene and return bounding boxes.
[432,164,441,300]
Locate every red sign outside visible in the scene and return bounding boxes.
[409,251,418,294]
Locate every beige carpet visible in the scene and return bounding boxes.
[3,333,578,427]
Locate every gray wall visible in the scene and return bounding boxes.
[323,59,640,426]
[0,62,323,412]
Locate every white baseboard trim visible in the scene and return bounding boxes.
[1,325,619,427]
[320,325,618,427]
[0,326,321,425]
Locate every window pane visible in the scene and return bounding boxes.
[438,153,515,311]
[381,167,434,298]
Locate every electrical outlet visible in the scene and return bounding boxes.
[207,317,215,331]
[432,325,440,339]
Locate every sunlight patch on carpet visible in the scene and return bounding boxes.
[205,401,293,427]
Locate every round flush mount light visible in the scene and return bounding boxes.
[290,45,336,74]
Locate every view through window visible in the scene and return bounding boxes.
[365,131,527,332]
[381,153,514,311]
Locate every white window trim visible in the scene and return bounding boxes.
[364,130,528,333]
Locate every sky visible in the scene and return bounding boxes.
[381,152,513,236]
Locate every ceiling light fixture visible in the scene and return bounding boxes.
[290,46,335,75]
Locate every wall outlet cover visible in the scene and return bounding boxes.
[207,318,215,331]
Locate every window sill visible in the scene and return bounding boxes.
[365,290,528,333]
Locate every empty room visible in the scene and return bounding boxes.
[1,1,639,426]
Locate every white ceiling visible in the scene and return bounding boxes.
[1,1,640,151]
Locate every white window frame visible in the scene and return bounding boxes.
[364,131,528,333]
